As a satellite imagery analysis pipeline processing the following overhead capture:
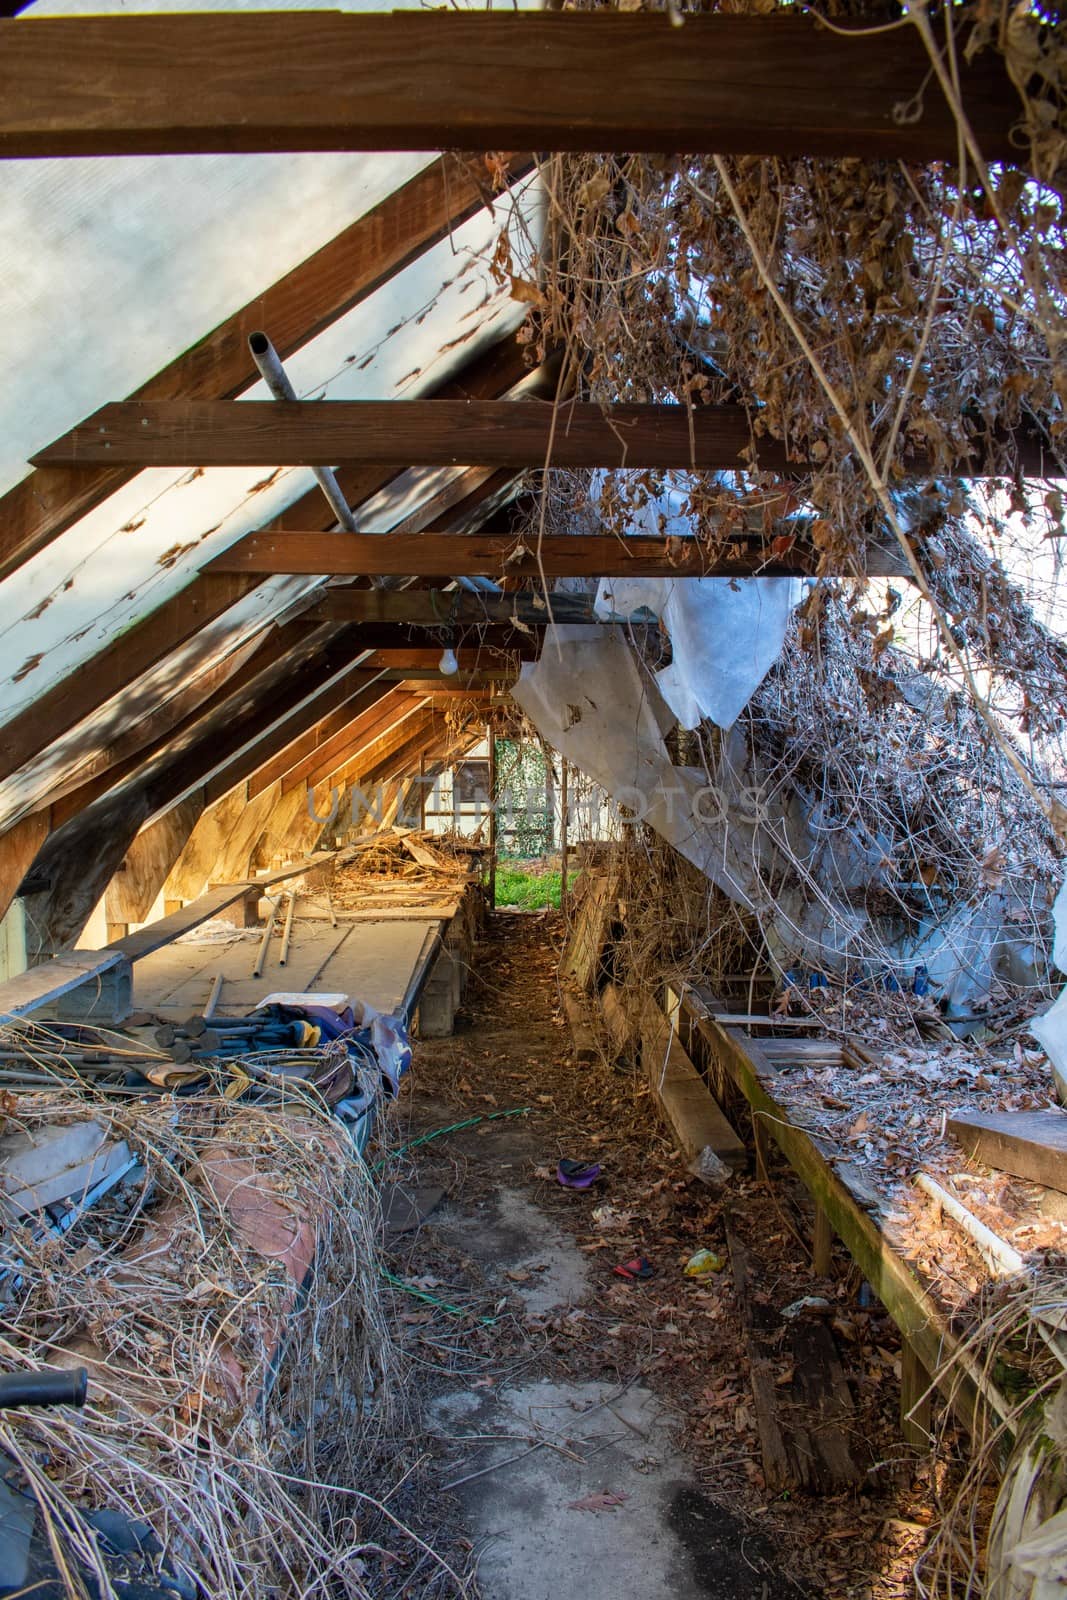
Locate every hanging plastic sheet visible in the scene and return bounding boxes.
[1031,880,1067,1090]
[596,574,804,729]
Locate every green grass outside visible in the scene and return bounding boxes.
[493,865,565,909]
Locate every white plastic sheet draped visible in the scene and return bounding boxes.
[516,624,1044,1021]
[595,575,803,730]
[1032,880,1067,1089]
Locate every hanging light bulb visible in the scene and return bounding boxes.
[438,644,459,676]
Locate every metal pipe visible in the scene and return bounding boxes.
[252,904,277,980]
[248,331,359,532]
[279,892,298,967]
[204,971,224,1020]
[915,1173,1026,1278]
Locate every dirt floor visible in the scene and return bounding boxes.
[366,911,953,1600]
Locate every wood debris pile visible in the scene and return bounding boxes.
[324,828,484,914]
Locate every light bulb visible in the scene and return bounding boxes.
[438,645,458,676]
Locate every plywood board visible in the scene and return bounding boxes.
[135,915,446,1019]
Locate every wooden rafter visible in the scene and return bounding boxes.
[281,689,430,794]
[0,574,260,786]
[0,156,529,581]
[0,13,1018,162]
[48,636,384,828]
[59,637,398,823]
[331,704,440,792]
[363,646,526,668]
[205,530,904,580]
[26,399,782,474]
[44,620,315,818]
[35,399,782,470]
[342,709,443,792]
[245,679,403,800]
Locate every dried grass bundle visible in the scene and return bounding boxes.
[0,1090,404,1599]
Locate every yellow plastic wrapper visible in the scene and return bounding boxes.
[684,1248,725,1277]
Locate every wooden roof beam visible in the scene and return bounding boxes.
[205,529,905,580]
[306,589,600,625]
[342,710,444,792]
[0,13,1019,163]
[48,636,387,828]
[0,573,261,786]
[41,400,1061,480]
[329,705,440,793]
[362,647,527,672]
[44,619,316,818]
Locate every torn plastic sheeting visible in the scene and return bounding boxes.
[595,574,804,730]
[512,625,757,909]
[518,629,1040,1015]
[1031,878,1067,1084]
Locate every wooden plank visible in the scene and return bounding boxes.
[729,1222,859,1492]
[115,849,349,965]
[287,693,430,793]
[560,871,615,990]
[22,787,152,960]
[948,1108,1067,1197]
[600,982,636,1061]
[0,949,128,1021]
[812,1204,834,1276]
[36,399,800,471]
[0,811,49,929]
[46,621,318,828]
[291,620,537,652]
[354,709,443,787]
[362,647,524,670]
[0,156,528,581]
[198,655,389,806]
[682,983,1009,1438]
[0,14,1019,162]
[561,989,598,1065]
[43,400,1058,482]
[204,528,904,579]
[641,994,747,1180]
[901,1338,934,1449]
[105,795,203,925]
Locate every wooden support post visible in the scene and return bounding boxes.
[901,1339,933,1448]
[418,753,427,832]
[487,724,497,911]
[105,922,129,944]
[812,1204,833,1276]
[560,758,569,921]
[753,1110,771,1185]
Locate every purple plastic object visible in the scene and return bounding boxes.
[557,1159,602,1190]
